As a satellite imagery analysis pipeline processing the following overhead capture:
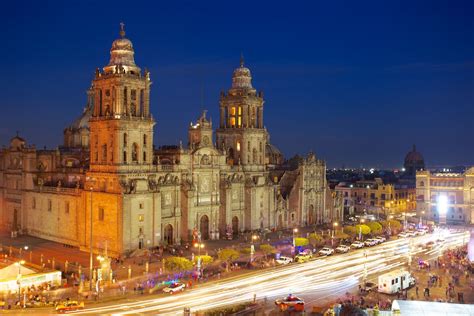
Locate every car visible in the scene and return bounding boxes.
[351,241,365,249]
[374,236,386,243]
[294,250,312,263]
[276,256,294,265]
[162,282,186,294]
[275,294,305,312]
[364,239,377,247]
[55,301,84,313]
[406,231,416,237]
[318,247,335,256]
[416,229,426,235]
[423,240,435,250]
[398,232,409,238]
[335,245,351,253]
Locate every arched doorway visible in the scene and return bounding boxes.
[277,214,283,229]
[200,215,209,240]
[164,224,173,245]
[232,216,239,237]
[308,204,315,225]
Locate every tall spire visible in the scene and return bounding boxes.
[119,22,126,38]
[240,52,245,67]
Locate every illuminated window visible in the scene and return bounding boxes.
[230,107,236,115]
[238,106,242,115]
[236,141,241,151]
[238,117,241,127]
[230,117,236,127]
[138,214,144,222]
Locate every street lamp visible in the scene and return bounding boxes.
[359,219,365,241]
[194,243,205,277]
[16,260,25,308]
[292,228,298,248]
[250,235,258,262]
[332,222,338,246]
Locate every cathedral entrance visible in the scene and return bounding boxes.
[200,215,209,240]
[232,216,239,237]
[164,224,173,245]
[308,204,315,225]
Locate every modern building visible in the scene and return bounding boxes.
[416,168,474,224]
[0,25,339,256]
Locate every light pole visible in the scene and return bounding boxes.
[16,260,25,308]
[250,235,258,262]
[332,222,338,246]
[292,228,298,254]
[387,215,393,236]
[194,242,205,277]
[89,186,93,291]
[359,219,365,241]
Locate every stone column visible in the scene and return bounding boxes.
[258,107,263,128]
[242,105,248,128]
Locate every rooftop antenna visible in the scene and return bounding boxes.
[240,52,245,67]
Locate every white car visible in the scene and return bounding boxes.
[351,241,365,249]
[416,229,426,235]
[163,282,185,294]
[276,256,294,265]
[318,247,335,256]
[374,236,386,243]
[335,245,350,253]
[364,239,377,247]
[398,232,409,238]
[406,231,416,237]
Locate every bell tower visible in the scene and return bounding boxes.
[216,56,267,170]
[89,23,154,174]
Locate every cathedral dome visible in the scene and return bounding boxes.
[404,145,424,164]
[231,56,253,89]
[103,23,140,74]
[403,144,425,176]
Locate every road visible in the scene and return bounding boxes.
[56,229,467,315]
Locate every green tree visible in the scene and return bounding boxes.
[355,224,371,235]
[164,256,193,272]
[343,226,357,237]
[367,221,383,235]
[308,233,323,248]
[218,248,240,271]
[192,255,214,267]
[334,231,350,239]
[240,247,251,255]
[388,219,402,231]
[259,244,276,259]
[294,237,309,247]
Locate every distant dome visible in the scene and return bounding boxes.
[403,144,425,176]
[404,145,424,164]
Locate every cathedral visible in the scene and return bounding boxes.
[0,25,342,256]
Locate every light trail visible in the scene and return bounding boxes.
[68,230,468,315]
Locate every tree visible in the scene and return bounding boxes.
[218,248,240,271]
[259,244,276,259]
[240,247,251,255]
[164,256,193,272]
[308,233,323,248]
[294,237,309,247]
[355,224,371,235]
[343,226,357,237]
[388,219,402,231]
[367,222,383,235]
[192,255,213,267]
[334,231,350,240]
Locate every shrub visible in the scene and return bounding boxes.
[355,224,371,235]
[164,256,193,272]
[192,255,213,267]
[367,221,383,235]
[294,237,309,247]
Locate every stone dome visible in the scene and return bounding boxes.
[404,145,424,164]
[103,23,140,74]
[403,144,425,176]
[231,56,253,89]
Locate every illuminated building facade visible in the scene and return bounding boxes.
[416,168,474,224]
[0,25,338,256]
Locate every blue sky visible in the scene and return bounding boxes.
[1,0,473,168]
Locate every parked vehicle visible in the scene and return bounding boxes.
[364,239,378,247]
[374,236,386,243]
[275,294,305,312]
[416,229,426,235]
[397,232,409,238]
[378,270,416,294]
[335,245,350,253]
[276,256,293,265]
[294,249,313,263]
[318,247,335,256]
[351,241,365,249]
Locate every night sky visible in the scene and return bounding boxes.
[1,0,473,168]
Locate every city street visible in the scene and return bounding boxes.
[31,230,463,315]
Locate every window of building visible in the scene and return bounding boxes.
[236,141,241,151]
[131,89,137,100]
[48,199,52,212]
[123,133,128,146]
[139,202,144,209]
[132,143,139,162]
[143,134,147,147]
[32,197,36,209]
[230,107,236,116]
[102,144,107,162]
[138,214,144,222]
[143,151,147,162]
[139,227,144,235]
[291,213,295,221]
[98,207,105,221]
[65,201,70,214]
[381,194,386,200]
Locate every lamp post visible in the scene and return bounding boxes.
[194,242,205,277]
[387,215,393,236]
[292,228,298,252]
[332,222,338,246]
[359,219,365,241]
[250,235,258,262]
[16,260,25,308]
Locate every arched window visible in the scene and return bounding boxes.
[253,148,258,164]
[143,151,147,162]
[132,143,139,162]
[419,181,424,187]
[102,144,107,162]
[123,151,127,164]
[123,87,128,114]
[123,133,128,146]
[143,134,147,147]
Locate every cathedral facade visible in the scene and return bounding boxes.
[0,26,341,256]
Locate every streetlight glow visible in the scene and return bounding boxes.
[437,195,448,214]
